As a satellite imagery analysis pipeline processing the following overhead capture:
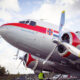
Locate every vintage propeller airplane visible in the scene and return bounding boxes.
[0,11,80,77]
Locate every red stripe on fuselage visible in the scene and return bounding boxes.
[3,23,47,34]
[3,23,59,35]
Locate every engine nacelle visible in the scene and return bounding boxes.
[57,44,68,56]
[57,32,80,57]
[61,32,80,46]
[23,54,54,72]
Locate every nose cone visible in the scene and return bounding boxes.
[0,23,17,36]
[0,25,8,36]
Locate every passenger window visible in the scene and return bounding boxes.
[30,21,36,26]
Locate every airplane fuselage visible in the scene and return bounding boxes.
[1,19,80,76]
[0,22,63,62]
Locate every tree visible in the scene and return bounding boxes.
[0,66,6,76]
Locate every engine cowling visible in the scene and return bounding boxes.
[23,54,54,72]
[57,32,80,57]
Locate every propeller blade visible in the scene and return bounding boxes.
[16,49,19,59]
[59,10,65,40]
[17,60,22,69]
[33,59,38,70]
[63,42,80,57]
[43,46,57,64]
[23,61,28,70]
[13,49,20,60]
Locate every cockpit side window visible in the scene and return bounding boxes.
[26,21,29,24]
[19,20,30,24]
[19,21,25,24]
[19,20,36,26]
[30,21,36,26]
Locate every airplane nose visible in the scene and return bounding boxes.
[0,25,8,36]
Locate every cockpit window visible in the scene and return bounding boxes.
[26,21,29,24]
[29,21,36,26]
[19,20,36,26]
[19,21,25,24]
[19,20,30,24]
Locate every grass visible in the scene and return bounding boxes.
[0,74,21,80]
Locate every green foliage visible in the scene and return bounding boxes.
[0,66,6,76]
[17,72,20,76]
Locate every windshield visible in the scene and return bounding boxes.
[19,21,25,24]
[19,20,29,24]
[26,21,29,24]
[29,21,36,26]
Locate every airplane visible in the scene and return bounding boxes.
[0,10,80,78]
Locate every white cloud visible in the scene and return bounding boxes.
[26,0,80,32]
[0,38,33,74]
[0,10,12,21]
[0,0,20,22]
[27,3,62,24]
[0,0,20,12]
[61,0,75,5]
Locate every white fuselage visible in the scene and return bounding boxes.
[0,22,63,62]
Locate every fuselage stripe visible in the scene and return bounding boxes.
[2,23,59,36]
[3,23,47,34]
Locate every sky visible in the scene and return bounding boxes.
[0,0,80,74]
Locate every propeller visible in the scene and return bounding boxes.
[59,10,65,40]
[57,10,80,57]
[43,11,65,64]
[14,49,19,60]
[17,53,28,69]
[17,60,23,69]
[43,10,80,65]
[16,56,24,69]
[62,42,80,57]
